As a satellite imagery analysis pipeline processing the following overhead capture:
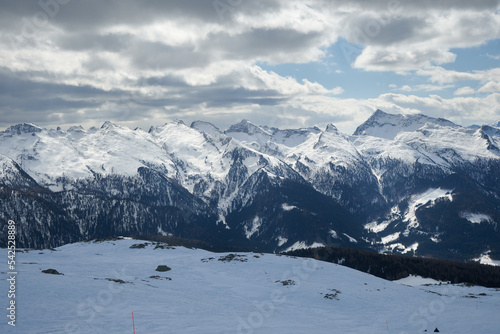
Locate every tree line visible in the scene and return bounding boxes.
[286,246,500,288]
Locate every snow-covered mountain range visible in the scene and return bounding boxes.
[1,110,500,262]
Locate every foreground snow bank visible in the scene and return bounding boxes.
[1,239,499,333]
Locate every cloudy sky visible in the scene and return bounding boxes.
[1,0,500,133]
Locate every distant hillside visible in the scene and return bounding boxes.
[286,246,500,288]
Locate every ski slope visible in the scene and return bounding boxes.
[1,239,499,333]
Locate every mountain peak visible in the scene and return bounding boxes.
[100,121,116,129]
[68,125,85,133]
[5,123,43,135]
[353,110,458,140]
[190,121,221,135]
[225,119,269,136]
[325,123,338,133]
[478,124,500,138]
[373,109,388,117]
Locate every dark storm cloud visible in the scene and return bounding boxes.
[187,87,285,108]
[0,68,119,99]
[124,87,285,110]
[321,0,500,11]
[129,41,211,70]
[127,75,286,109]
[55,26,327,72]
[82,55,117,72]
[343,16,426,46]
[0,67,121,126]
[0,0,221,30]
[57,32,132,52]
[204,28,326,62]
[0,64,289,129]
[139,74,190,88]
[0,0,284,33]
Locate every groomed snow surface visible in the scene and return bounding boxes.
[2,239,500,333]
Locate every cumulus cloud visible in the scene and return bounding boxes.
[487,53,500,60]
[416,67,500,98]
[416,66,485,84]
[353,47,457,71]
[334,1,500,71]
[0,0,499,132]
[373,92,500,125]
[454,86,476,96]
[479,81,500,93]
[395,83,454,92]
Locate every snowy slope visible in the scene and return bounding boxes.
[353,109,459,140]
[365,188,454,254]
[225,120,364,175]
[225,120,383,217]
[0,122,177,191]
[0,120,299,214]
[351,112,500,259]
[353,120,500,170]
[396,123,500,163]
[1,239,500,334]
[0,154,39,188]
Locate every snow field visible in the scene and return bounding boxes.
[1,239,499,333]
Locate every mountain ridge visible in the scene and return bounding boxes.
[353,109,460,140]
[1,110,500,262]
